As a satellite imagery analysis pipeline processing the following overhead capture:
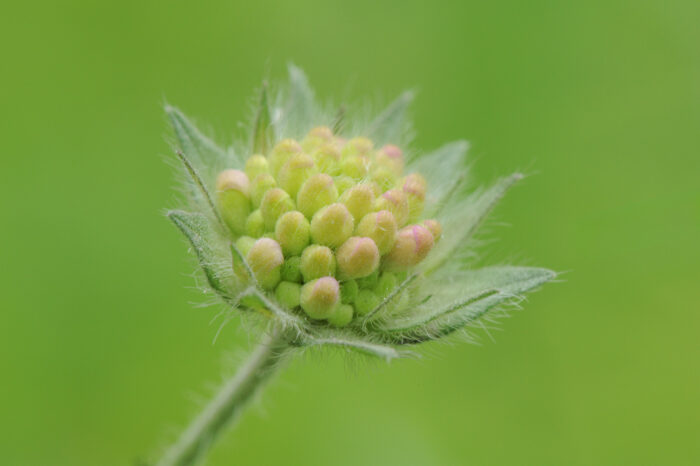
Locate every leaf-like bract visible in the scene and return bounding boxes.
[367,91,414,146]
[305,333,401,361]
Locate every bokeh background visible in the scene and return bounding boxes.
[2,1,699,465]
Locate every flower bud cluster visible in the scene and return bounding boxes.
[215,128,441,326]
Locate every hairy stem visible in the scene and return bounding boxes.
[156,327,292,466]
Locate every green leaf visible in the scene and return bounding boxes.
[424,173,523,274]
[305,333,401,361]
[367,90,414,145]
[377,266,556,344]
[283,64,316,138]
[251,81,272,155]
[168,210,235,299]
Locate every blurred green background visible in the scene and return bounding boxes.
[2,1,699,465]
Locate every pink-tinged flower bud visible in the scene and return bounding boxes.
[277,153,317,199]
[374,189,409,227]
[401,173,427,221]
[354,289,380,316]
[216,170,251,236]
[245,209,265,238]
[275,211,310,257]
[327,303,354,327]
[274,281,301,309]
[244,154,269,181]
[300,277,340,320]
[340,183,375,222]
[302,126,334,152]
[422,219,442,242]
[355,210,398,255]
[268,138,302,177]
[250,173,277,208]
[296,173,339,219]
[310,144,341,175]
[336,237,380,279]
[383,225,435,271]
[371,166,398,192]
[260,188,295,231]
[310,203,354,248]
[340,155,370,180]
[342,137,373,157]
[375,144,404,173]
[334,175,356,195]
[300,245,336,281]
[246,238,284,290]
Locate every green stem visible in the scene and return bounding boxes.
[156,327,292,466]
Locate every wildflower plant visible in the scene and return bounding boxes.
[157,65,555,466]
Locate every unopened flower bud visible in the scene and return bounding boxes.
[244,154,269,181]
[375,144,404,173]
[374,272,398,297]
[340,155,370,180]
[422,219,442,242]
[336,237,380,279]
[356,269,379,289]
[277,153,316,199]
[235,236,257,257]
[383,225,434,271]
[297,173,338,219]
[340,279,358,304]
[301,126,334,152]
[250,173,277,208]
[374,189,409,227]
[300,245,336,281]
[340,183,375,222]
[275,281,301,309]
[310,203,354,248]
[334,175,356,195]
[327,303,354,327]
[355,210,398,255]
[260,188,295,231]
[354,289,380,316]
[246,238,284,290]
[216,170,251,236]
[310,144,341,175]
[275,211,310,257]
[300,277,340,320]
[268,138,302,177]
[371,166,398,192]
[245,209,265,237]
[342,137,373,157]
[401,173,427,221]
[280,256,303,283]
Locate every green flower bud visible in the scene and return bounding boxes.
[300,277,340,320]
[280,256,303,283]
[277,153,316,199]
[340,279,358,304]
[310,203,354,248]
[275,211,310,256]
[334,175,356,194]
[297,173,338,219]
[327,303,354,327]
[375,144,404,173]
[422,219,442,242]
[302,126,334,152]
[401,173,427,222]
[371,166,398,192]
[250,173,277,208]
[354,289,380,316]
[233,235,256,281]
[374,189,409,227]
[245,209,265,237]
[340,155,370,180]
[244,154,269,181]
[246,238,284,290]
[342,137,373,157]
[300,244,336,281]
[274,281,301,309]
[216,170,251,236]
[311,144,341,175]
[260,188,295,231]
[336,237,380,279]
[355,210,398,255]
[340,183,375,222]
[268,138,302,177]
[383,225,434,271]
[235,236,257,256]
[356,269,379,289]
[374,272,398,297]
